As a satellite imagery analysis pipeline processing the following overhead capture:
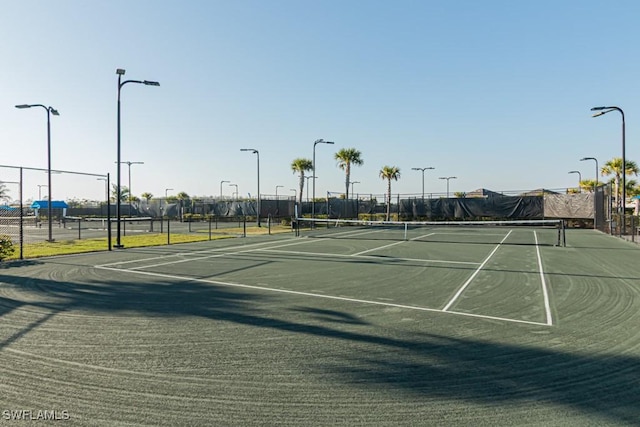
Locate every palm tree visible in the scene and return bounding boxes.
[111,184,129,202]
[579,179,598,193]
[291,158,313,209]
[334,148,363,199]
[379,166,401,221]
[601,157,639,208]
[140,192,153,202]
[0,183,9,203]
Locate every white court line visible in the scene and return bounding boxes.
[259,248,480,265]
[534,231,553,326]
[352,232,436,256]
[121,237,331,270]
[442,229,513,312]
[97,237,298,268]
[94,264,549,327]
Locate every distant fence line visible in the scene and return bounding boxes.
[64,190,605,224]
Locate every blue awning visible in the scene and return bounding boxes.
[31,200,69,209]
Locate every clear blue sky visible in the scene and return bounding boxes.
[1,0,639,203]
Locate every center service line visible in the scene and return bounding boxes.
[442,229,513,312]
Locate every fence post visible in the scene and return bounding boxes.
[19,167,24,260]
[167,218,170,245]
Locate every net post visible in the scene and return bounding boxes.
[556,219,566,247]
[404,222,408,241]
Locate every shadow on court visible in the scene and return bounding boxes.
[0,269,637,425]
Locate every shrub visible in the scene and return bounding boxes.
[0,235,15,261]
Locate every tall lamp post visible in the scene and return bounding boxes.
[37,184,48,201]
[220,180,230,199]
[229,184,238,200]
[580,157,599,191]
[568,170,582,192]
[580,157,599,230]
[15,103,59,242]
[117,160,144,217]
[163,187,173,215]
[591,106,625,234]
[304,176,316,202]
[312,139,334,219]
[438,176,457,198]
[116,68,159,248]
[349,181,360,197]
[412,167,435,199]
[240,148,260,226]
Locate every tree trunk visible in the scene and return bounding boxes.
[298,173,305,215]
[345,164,351,200]
[386,179,392,221]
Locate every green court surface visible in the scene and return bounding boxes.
[0,227,639,425]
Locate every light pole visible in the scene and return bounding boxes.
[240,148,260,226]
[592,106,625,234]
[412,167,435,199]
[116,68,160,248]
[116,160,144,217]
[304,176,316,202]
[580,157,599,191]
[349,181,360,197]
[163,187,173,214]
[37,184,48,201]
[275,185,284,199]
[568,170,582,192]
[15,103,59,242]
[580,157,599,229]
[229,184,238,200]
[96,178,108,217]
[220,180,230,199]
[438,176,457,198]
[312,139,334,219]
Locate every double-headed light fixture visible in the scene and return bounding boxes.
[115,68,159,248]
[15,103,59,242]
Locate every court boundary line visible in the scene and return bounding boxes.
[93,264,550,327]
[535,231,553,325]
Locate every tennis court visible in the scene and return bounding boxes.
[0,222,638,425]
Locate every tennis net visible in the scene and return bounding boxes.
[294,218,566,247]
